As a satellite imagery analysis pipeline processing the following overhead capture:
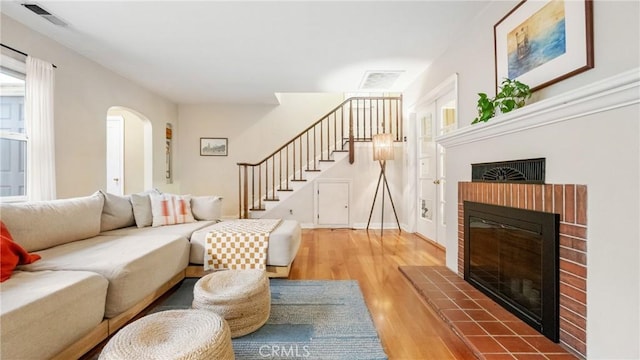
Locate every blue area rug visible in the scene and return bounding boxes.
[154,278,387,360]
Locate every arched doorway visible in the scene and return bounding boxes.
[106,106,152,194]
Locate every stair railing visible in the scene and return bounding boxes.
[238,96,402,219]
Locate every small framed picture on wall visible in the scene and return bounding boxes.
[200,137,228,156]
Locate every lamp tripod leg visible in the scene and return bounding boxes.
[366,168,384,231]
[381,171,402,233]
[381,176,385,237]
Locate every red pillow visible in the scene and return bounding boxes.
[1,221,41,282]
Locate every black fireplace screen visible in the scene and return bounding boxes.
[464,201,559,342]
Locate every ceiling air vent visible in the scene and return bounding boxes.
[22,3,68,27]
[359,71,403,90]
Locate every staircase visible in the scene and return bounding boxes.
[237,96,403,219]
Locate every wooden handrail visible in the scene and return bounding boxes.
[238,95,402,218]
[236,96,400,167]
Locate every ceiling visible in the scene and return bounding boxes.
[1,1,490,104]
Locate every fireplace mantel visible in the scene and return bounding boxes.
[436,68,639,148]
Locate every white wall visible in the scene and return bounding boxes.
[262,179,316,226]
[1,14,179,198]
[177,93,344,217]
[322,144,404,229]
[263,144,405,229]
[402,1,640,358]
[404,0,640,128]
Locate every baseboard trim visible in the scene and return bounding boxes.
[415,232,445,251]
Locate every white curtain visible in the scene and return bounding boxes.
[25,56,56,201]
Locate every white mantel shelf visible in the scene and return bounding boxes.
[436,68,640,148]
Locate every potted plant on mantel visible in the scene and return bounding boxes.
[472,78,532,124]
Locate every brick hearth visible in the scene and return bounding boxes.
[458,182,587,358]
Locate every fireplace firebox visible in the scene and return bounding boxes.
[464,201,560,342]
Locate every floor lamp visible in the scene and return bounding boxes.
[366,133,401,235]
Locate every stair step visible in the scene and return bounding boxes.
[250,207,266,211]
[256,152,345,213]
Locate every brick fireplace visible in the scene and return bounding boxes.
[458,182,587,357]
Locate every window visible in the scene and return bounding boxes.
[0,55,27,201]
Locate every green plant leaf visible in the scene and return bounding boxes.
[501,99,516,113]
[472,78,531,123]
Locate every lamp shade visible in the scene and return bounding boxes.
[372,133,394,161]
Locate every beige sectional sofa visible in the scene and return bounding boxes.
[0,191,301,360]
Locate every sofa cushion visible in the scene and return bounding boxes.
[130,189,160,228]
[150,193,195,227]
[99,191,136,232]
[18,234,190,318]
[99,220,216,239]
[191,196,223,221]
[189,219,301,266]
[0,192,104,252]
[0,270,108,359]
[1,221,41,282]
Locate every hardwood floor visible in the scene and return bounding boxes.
[82,229,476,360]
[289,229,477,360]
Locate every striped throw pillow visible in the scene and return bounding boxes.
[150,193,195,227]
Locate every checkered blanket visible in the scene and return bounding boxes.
[204,219,282,271]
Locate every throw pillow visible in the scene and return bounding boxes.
[99,190,136,232]
[1,221,41,282]
[130,189,160,228]
[191,196,223,221]
[149,193,195,227]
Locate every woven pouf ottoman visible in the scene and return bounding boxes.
[98,309,234,360]
[192,269,270,338]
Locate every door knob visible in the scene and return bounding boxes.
[433,179,441,185]
[113,178,119,182]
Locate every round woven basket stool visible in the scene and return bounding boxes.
[192,269,271,338]
[98,309,234,360]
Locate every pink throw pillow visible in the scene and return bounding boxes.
[149,194,195,227]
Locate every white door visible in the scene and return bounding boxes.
[106,116,124,195]
[435,90,457,242]
[414,75,458,245]
[416,103,437,241]
[316,180,350,227]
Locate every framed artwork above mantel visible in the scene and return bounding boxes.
[494,0,594,93]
